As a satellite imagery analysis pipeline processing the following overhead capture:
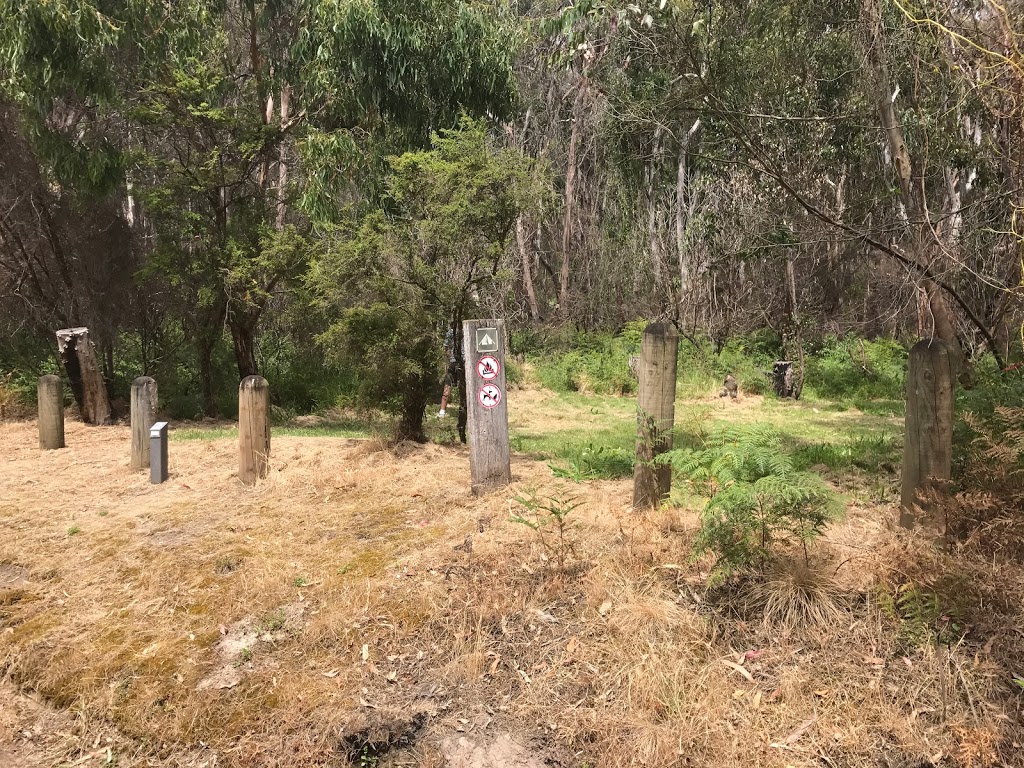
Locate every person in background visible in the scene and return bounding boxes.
[438,327,459,418]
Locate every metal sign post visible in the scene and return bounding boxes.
[463,319,511,495]
[149,421,169,484]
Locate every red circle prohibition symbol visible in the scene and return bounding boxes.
[478,384,502,409]
[477,355,500,380]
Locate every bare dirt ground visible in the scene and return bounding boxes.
[1,393,1021,767]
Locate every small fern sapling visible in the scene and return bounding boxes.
[665,424,843,575]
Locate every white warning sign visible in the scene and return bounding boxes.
[476,355,500,381]
[478,384,502,409]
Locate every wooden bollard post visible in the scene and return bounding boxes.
[900,339,956,529]
[633,322,678,509]
[239,376,270,485]
[37,375,65,450]
[130,376,158,470]
[463,319,511,495]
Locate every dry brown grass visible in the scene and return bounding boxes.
[1,411,1023,767]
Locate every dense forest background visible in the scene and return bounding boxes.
[1,0,1021,436]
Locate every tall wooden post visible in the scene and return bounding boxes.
[130,377,158,470]
[463,319,511,495]
[900,339,956,528]
[633,322,678,509]
[239,376,271,485]
[55,327,112,425]
[37,375,65,450]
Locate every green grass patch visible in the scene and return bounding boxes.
[512,423,636,481]
[790,433,901,473]
[170,418,373,441]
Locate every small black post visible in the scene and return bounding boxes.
[150,421,169,484]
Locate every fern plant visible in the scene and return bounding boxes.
[665,424,843,575]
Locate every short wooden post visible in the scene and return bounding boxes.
[55,327,112,425]
[130,376,158,470]
[900,339,956,528]
[239,376,270,485]
[37,375,65,450]
[633,322,678,509]
[463,319,512,495]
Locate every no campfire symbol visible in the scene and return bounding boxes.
[478,383,502,409]
[476,356,500,381]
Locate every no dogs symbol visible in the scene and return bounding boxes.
[478,384,502,409]
[476,356,500,381]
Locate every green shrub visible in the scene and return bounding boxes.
[530,327,639,395]
[665,424,844,576]
[803,335,907,401]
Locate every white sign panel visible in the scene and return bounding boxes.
[475,327,498,353]
[476,356,500,380]
[478,384,502,409]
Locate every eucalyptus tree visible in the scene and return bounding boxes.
[0,0,154,385]
[131,0,521,410]
[523,0,1018,365]
[1,0,520,413]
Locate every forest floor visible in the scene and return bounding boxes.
[1,385,1022,767]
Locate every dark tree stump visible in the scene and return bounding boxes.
[772,361,795,398]
[56,327,112,425]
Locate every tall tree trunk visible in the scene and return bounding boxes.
[785,252,806,400]
[675,148,689,310]
[559,75,588,315]
[516,214,541,322]
[863,0,962,357]
[646,126,670,308]
[398,376,428,443]
[276,85,291,231]
[230,316,259,380]
[197,333,218,417]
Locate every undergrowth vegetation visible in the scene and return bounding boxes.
[666,424,844,575]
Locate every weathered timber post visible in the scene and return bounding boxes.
[37,375,65,450]
[55,327,112,425]
[463,319,512,495]
[150,421,169,484]
[130,377,158,470]
[900,339,956,529]
[633,322,678,509]
[239,376,271,485]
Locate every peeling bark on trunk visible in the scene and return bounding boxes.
[276,85,291,231]
[675,119,701,314]
[864,0,963,359]
[559,75,589,314]
[516,214,541,322]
